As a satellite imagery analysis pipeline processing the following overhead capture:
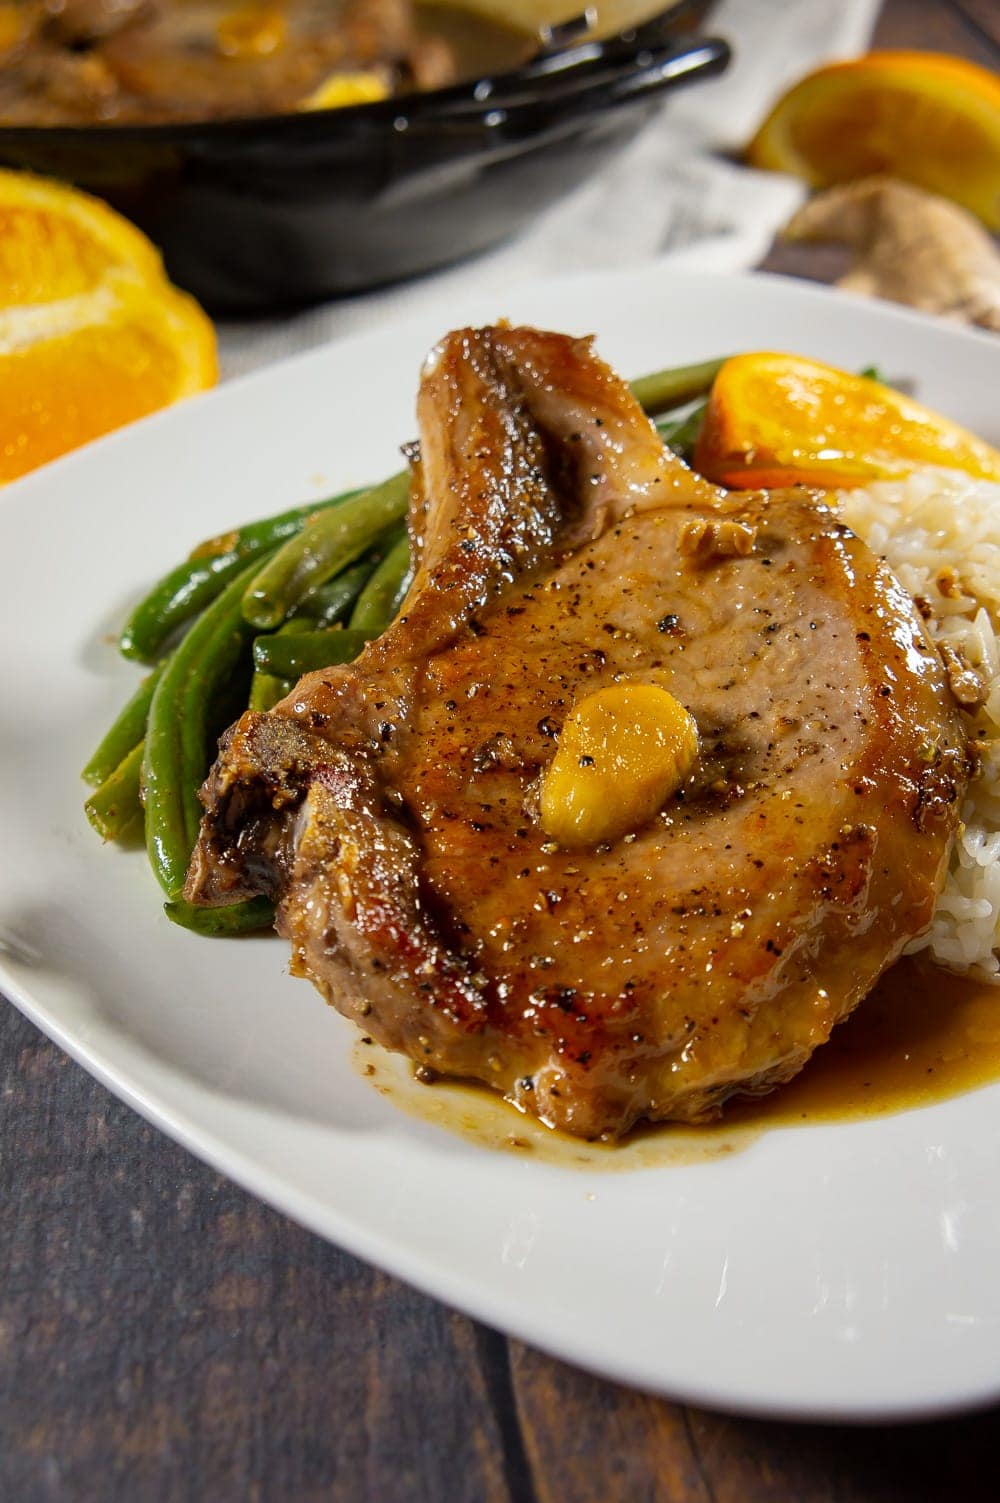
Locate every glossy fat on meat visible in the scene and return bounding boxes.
[185,326,969,1138]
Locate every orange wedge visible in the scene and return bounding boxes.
[747,52,1000,231]
[692,353,1000,490]
[0,169,216,483]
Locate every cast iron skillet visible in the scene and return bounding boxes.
[0,4,731,313]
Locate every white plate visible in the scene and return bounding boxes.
[3,268,1000,1423]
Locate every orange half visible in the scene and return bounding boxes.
[693,352,1000,490]
[748,52,1000,231]
[0,168,216,483]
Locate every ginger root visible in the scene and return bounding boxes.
[784,176,1000,333]
[539,684,699,849]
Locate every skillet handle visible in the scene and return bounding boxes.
[417,36,731,130]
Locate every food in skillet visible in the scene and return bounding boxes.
[180,327,971,1138]
[0,0,531,125]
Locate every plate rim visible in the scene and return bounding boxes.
[4,264,1000,1424]
[6,957,1000,1427]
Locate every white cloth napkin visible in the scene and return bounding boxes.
[218,0,881,380]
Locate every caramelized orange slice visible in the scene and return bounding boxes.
[748,52,1000,231]
[0,169,216,483]
[693,353,1000,490]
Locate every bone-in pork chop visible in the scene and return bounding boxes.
[185,327,969,1138]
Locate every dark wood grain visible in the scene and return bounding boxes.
[1,1006,517,1503]
[946,0,1000,50]
[509,1344,1000,1503]
[6,987,1000,1503]
[3,0,999,1498]
[874,0,999,61]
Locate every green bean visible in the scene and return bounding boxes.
[144,557,266,900]
[164,896,275,936]
[630,358,726,416]
[120,552,249,663]
[119,488,363,663]
[348,531,411,637]
[656,413,685,444]
[82,663,164,785]
[84,741,145,845]
[249,673,280,713]
[242,471,410,631]
[296,557,376,626]
[187,490,363,561]
[252,629,369,680]
[248,618,313,713]
[248,673,293,713]
[658,399,709,461]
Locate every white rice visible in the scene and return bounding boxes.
[836,468,1000,982]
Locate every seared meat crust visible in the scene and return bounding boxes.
[186,326,969,1138]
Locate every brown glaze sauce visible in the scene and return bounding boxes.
[353,957,1000,1170]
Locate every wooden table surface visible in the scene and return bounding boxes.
[4,2,999,1498]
